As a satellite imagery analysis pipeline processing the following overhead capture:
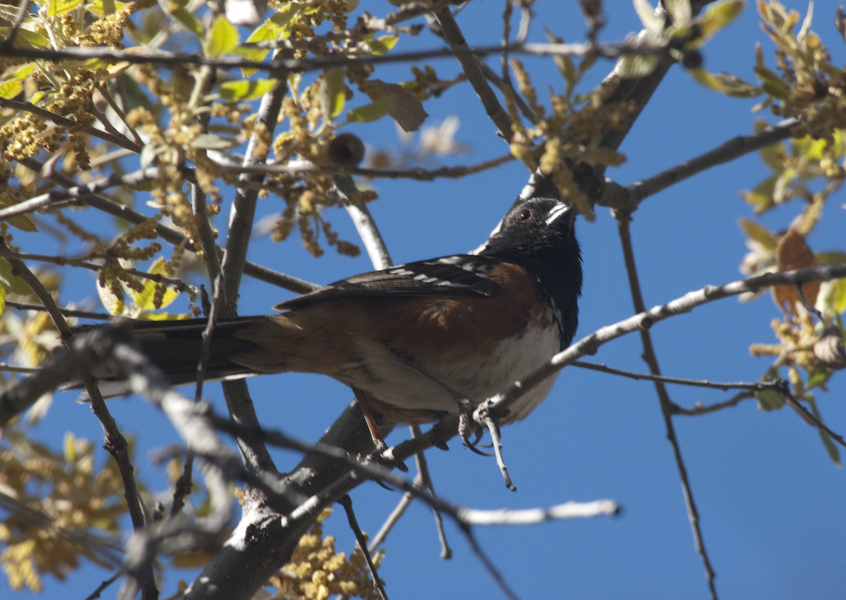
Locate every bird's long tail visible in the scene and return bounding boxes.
[79,317,269,396]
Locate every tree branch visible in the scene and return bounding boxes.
[600,119,800,211]
[614,215,717,600]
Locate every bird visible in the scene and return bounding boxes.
[89,197,582,440]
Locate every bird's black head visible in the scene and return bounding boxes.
[479,197,583,347]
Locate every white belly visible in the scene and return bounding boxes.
[339,322,561,422]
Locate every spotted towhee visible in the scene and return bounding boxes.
[93,197,582,431]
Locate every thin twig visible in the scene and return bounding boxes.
[0,0,33,50]
[779,381,846,448]
[0,363,39,373]
[0,98,143,154]
[83,571,125,600]
[0,246,197,297]
[572,360,785,393]
[614,215,717,600]
[367,426,452,559]
[95,83,145,146]
[411,425,451,560]
[220,153,515,181]
[463,528,521,600]
[14,157,320,295]
[338,495,389,600]
[671,391,756,416]
[0,39,670,75]
[367,479,415,552]
[218,59,290,497]
[433,7,514,140]
[0,244,157,598]
[4,300,112,320]
[0,166,165,221]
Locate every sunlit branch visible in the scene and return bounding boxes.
[0,39,669,75]
[0,98,143,154]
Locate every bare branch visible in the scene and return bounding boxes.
[0,0,33,51]
[458,500,620,525]
[222,153,514,181]
[433,7,514,140]
[218,62,290,502]
[572,360,784,393]
[0,39,669,76]
[4,300,111,321]
[338,495,388,600]
[600,119,800,211]
[0,98,143,154]
[0,167,166,221]
[12,158,319,295]
[614,215,717,600]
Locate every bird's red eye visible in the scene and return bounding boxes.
[517,209,532,222]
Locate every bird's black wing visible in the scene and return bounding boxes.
[274,254,504,311]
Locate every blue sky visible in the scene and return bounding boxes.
[8,1,846,599]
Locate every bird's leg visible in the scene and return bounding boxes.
[352,387,408,472]
[395,355,490,455]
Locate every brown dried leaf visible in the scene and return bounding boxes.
[364,79,428,132]
[771,228,820,313]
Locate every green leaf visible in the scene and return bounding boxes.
[319,67,346,120]
[738,218,779,250]
[237,5,301,76]
[48,0,83,16]
[755,64,791,99]
[10,29,50,49]
[689,68,762,98]
[0,259,32,295]
[756,387,786,411]
[368,35,398,56]
[219,78,278,101]
[806,364,833,390]
[755,368,785,411]
[189,133,240,150]
[0,284,5,316]
[808,396,840,467]
[633,0,664,33]
[544,29,579,93]
[617,54,659,78]
[696,0,745,45]
[87,0,125,15]
[0,78,21,99]
[827,277,846,315]
[172,7,204,38]
[239,24,274,77]
[5,213,38,233]
[138,311,192,321]
[205,15,239,57]
[816,251,846,266]
[12,63,38,81]
[755,120,783,170]
[134,257,180,310]
[740,173,778,213]
[345,97,395,124]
